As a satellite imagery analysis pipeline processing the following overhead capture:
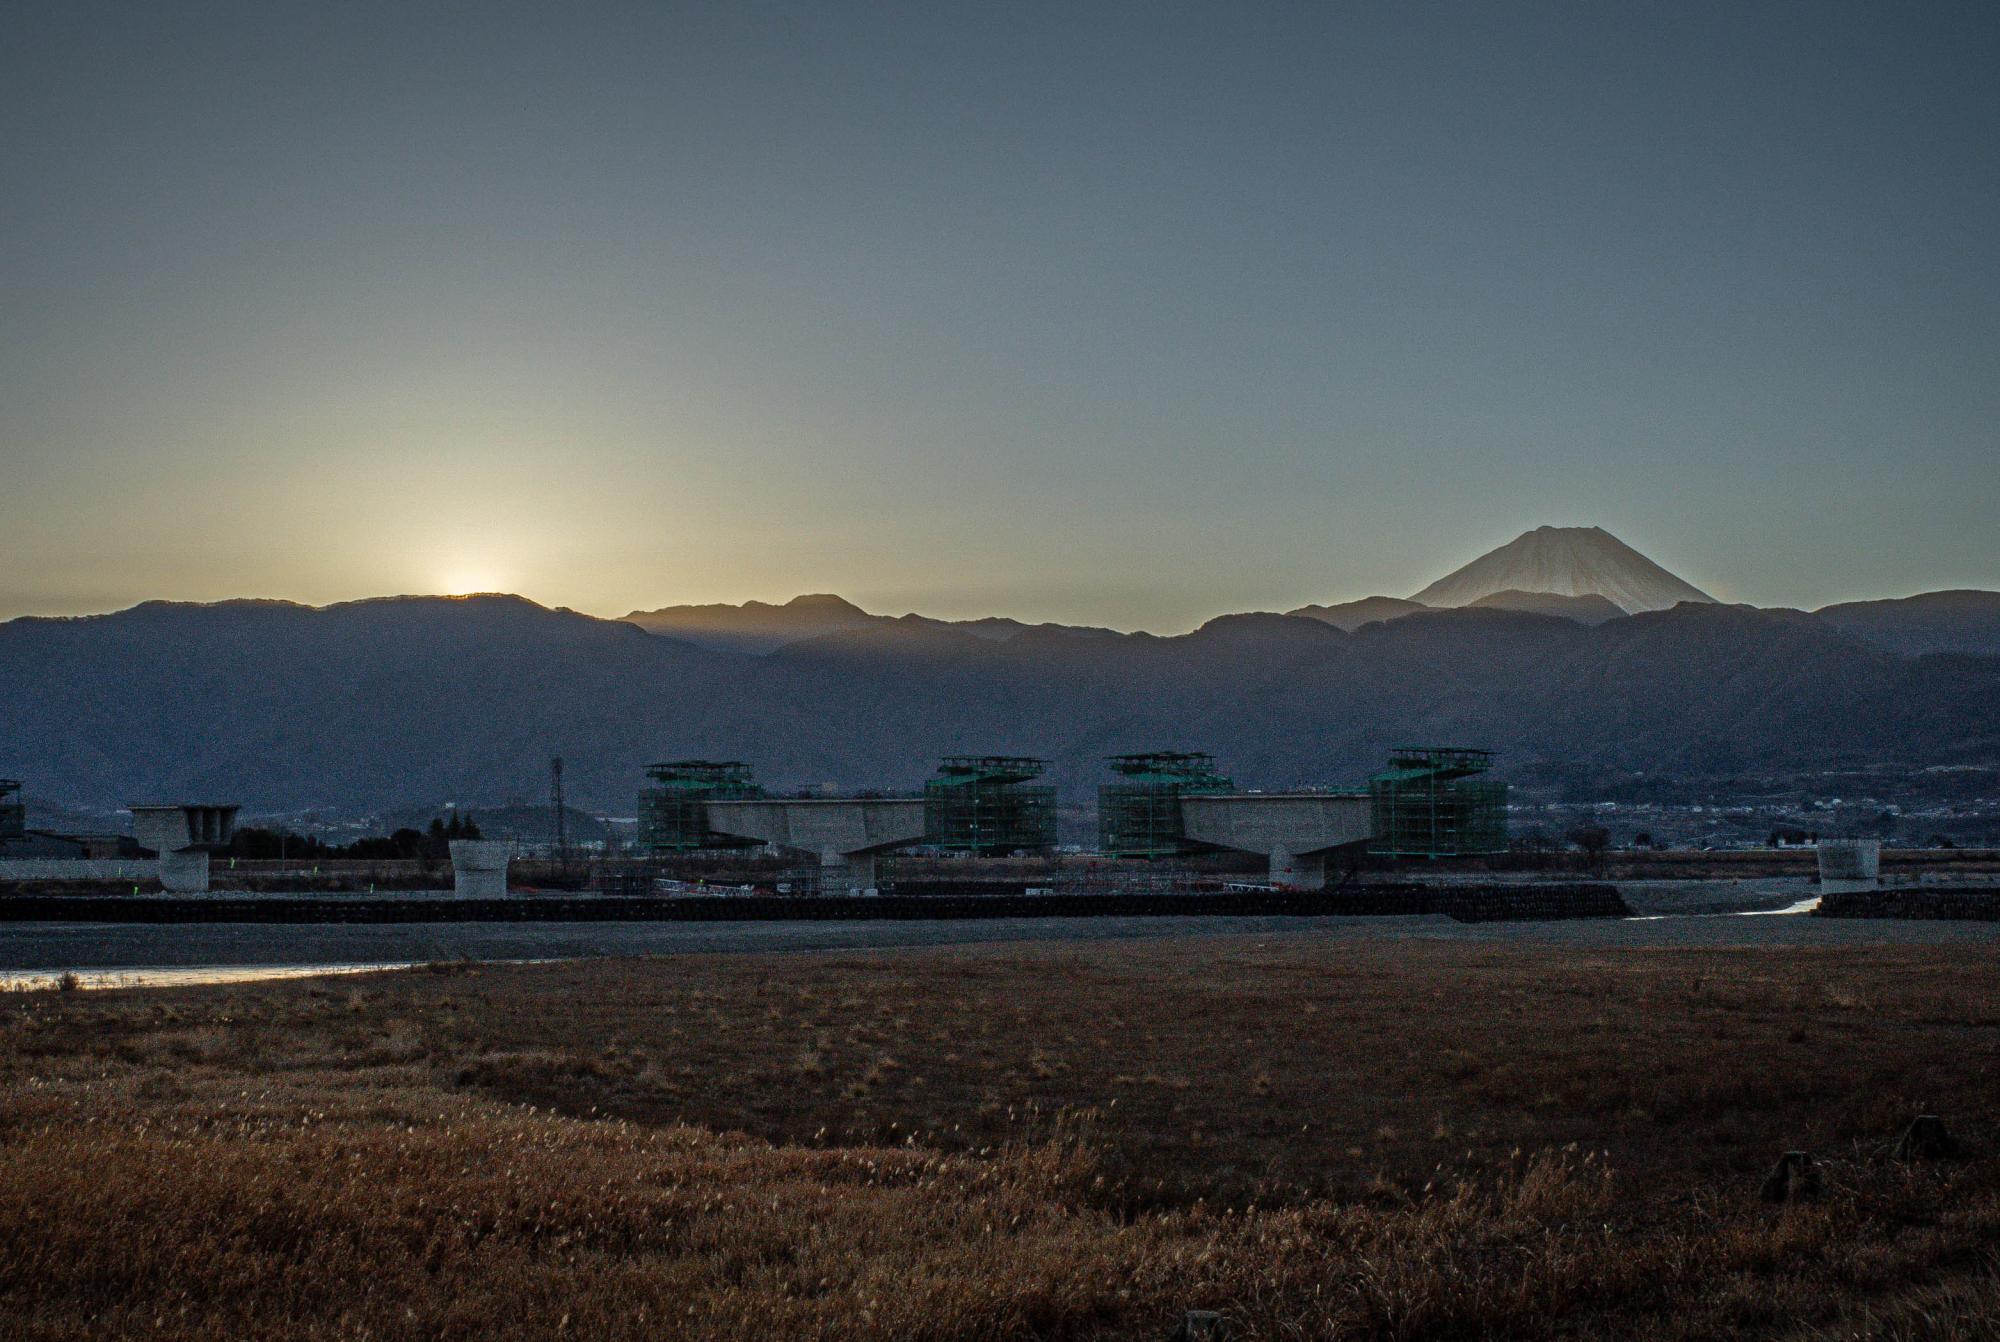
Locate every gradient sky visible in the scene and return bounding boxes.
[4,1,1996,631]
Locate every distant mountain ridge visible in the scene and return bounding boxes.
[623,594,878,654]
[1813,591,2000,658]
[1285,590,1628,631]
[1285,595,1430,631]
[624,593,1120,655]
[3,589,1997,819]
[1411,526,1715,613]
[633,527,1706,656]
[1466,589,1628,624]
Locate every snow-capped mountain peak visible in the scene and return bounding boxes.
[1410,526,1715,613]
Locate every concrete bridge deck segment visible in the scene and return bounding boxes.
[1179,793,1374,889]
[703,798,928,893]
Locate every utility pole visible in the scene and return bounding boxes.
[550,756,569,871]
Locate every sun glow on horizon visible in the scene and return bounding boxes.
[437,566,506,598]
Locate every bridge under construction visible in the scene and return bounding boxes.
[630,746,1508,891]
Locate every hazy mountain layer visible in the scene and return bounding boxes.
[1286,596,1431,631]
[623,593,1119,655]
[622,594,878,654]
[1466,590,1628,624]
[1814,591,2000,658]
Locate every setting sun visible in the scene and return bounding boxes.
[437,566,504,597]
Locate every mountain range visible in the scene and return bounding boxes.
[624,528,1998,657]
[2,527,1997,819]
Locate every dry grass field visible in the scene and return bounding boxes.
[3,934,1998,1338]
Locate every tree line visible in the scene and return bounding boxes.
[224,813,483,862]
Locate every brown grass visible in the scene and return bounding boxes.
[3,936,1999,1338]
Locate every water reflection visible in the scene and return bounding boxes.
[0,962,419,992]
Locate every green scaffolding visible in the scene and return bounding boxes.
[636,760,764,853]
[0,779,22,845]
[1098,752,1234,858]
[1368,747,1508,858]
[924,756,1058,854]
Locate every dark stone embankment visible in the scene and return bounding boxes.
[1816,888,2000,920]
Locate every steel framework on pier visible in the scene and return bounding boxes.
[636,760,764,853]
[1368,747,1508,858]
[923,756,1057,854]
[1098,751,1233,858]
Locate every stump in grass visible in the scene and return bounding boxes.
[1175,1310,1229,1341]
[1760,1150,1822,1203]
[1893,1114,1958,1162]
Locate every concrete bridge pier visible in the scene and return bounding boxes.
[822,849,880,893]
[450,840,515,898]
[158,850,210,894]
[1268,846,1326,890]
[1179,793,1374,891]
[1818,839,1881,896]
[704,798,928,896]
[130,804,240,894]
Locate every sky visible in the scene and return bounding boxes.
[3,1,1997,632]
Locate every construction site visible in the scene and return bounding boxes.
[8,746,1992,924]
[0,746,1521,901]
[615,746,1513,896]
